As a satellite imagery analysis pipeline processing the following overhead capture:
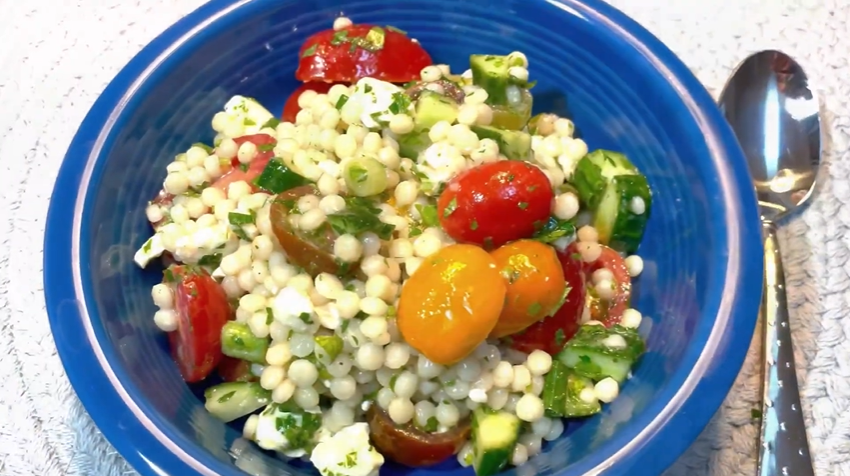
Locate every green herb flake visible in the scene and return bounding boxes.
[142,238,153,253]
[239,163,249,172]
[163,268,176,283]
[243,118,256,126]
[518,202,529,210]
[555,328,566,346]
[258,143,275,152]
[344,452,358,468]
[348,164,369,183]
[298,312,313,324]
[192,142,214,154]
[751,408,763,420]
[443,198,458,217]
[388,92,411,115]
[266,307,275,325]
[363,26,386,51]
[386,25,407,34]
[415,203,440,227]
[363,83,373,94]
[470,220,478,231]
[229,211,255,226]
[340,319,351,334]
[217,390,237,404]
[301,44,318,58]
[335,94,349,110]
[528,302,542,316]
[389,374,399,391]
[331,30,349,46]
[326,197,395,240]
[261,117,281,129]
[198,253,223,269]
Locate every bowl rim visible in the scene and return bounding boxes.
[43,1,764,475]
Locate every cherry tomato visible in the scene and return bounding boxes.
[296,25,432,83]
[211,134,276,192]
[282,82,338,123]
[397,244,506,365]
[510,244,586,355]
[166,265,232,382]
[269,185,356,277]
[584,244,632,325]
[437,161,554,249]
[217,357,257,382]
[489,240,566,338]
[366,406,470,467]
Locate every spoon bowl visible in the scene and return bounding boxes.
[718,50,820,476]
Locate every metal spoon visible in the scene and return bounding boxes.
[718,50,819,476]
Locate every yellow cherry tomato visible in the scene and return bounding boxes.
[489,240,566,338]
[397,244,506,365]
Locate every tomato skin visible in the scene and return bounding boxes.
[168,265,232,383]
[211,133,276,192]
[510,244,586,355]
[296,25,432,83]
[282,82,337,123]
[366,406,470,467]
[397,244,506,365]
[489,240,566,338]
[438,161,554,249]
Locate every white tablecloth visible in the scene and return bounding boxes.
[1,0,849,474]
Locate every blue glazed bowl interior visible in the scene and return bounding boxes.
[53,0,760,475]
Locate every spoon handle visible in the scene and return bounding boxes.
[757,222,814,476]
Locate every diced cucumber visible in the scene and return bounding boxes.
[204,381,271,422]
[255,157,312,194]
[570,149,652,253]
[343,156,387,197]
[490,88,533,131]
[557,324,645,383]
[542,360,603,418]
[571,150,638,208]
[470,55,513,106]
[397,128,432,160]
[471,407,522,476]
[563,368,601,417]
[593,174,652,254]
[541,359,569,417]
[414,90,459,129]
[221,321,270,364]
[470,125,531,161]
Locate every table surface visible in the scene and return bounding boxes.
[1,0,849,475]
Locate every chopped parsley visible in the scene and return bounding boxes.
[518,202,529,210]
[555,328,566,347]
[298,312,313,324]
[335,94,349,110]
[415,203,440,227]
[192,142,214,154]
[528,302,542,316]
[261,117,281,129]
[198,253,223,268]
[326,197,394,240]
[388,92,411,114]
[470,220,479,231]
[228,211,255,240]
[532,217,576,244]
[266,307,275,325]
[257,142,275,152]
[301,44,318,58]
[443,197,458,217]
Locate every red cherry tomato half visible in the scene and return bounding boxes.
[211,133,277,192]
[510,244,586,355]
[438,161,554,249]
[296,25,431,83]
[282,82,338,123]
[167,265,232,382]
[585,244,632,325]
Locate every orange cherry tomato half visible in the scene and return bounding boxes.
[281,82,338,124]
[489,240,566,338]
[509,243,586,355]
[397,244,506,365]
[167,265,232,382]
[296,25,431,83]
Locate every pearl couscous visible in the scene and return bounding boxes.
[135,16,652,476]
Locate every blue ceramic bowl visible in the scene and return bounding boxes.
[43,0,763,475]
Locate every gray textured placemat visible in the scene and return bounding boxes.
[1,0,848,474]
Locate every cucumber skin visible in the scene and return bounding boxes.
[571,154,608,209]
[470,55,511,106]
[398,128,432,160]
[475,448,513,476]
[542,360,569,418]
[594,174,652,254]
[469,125,531,161]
